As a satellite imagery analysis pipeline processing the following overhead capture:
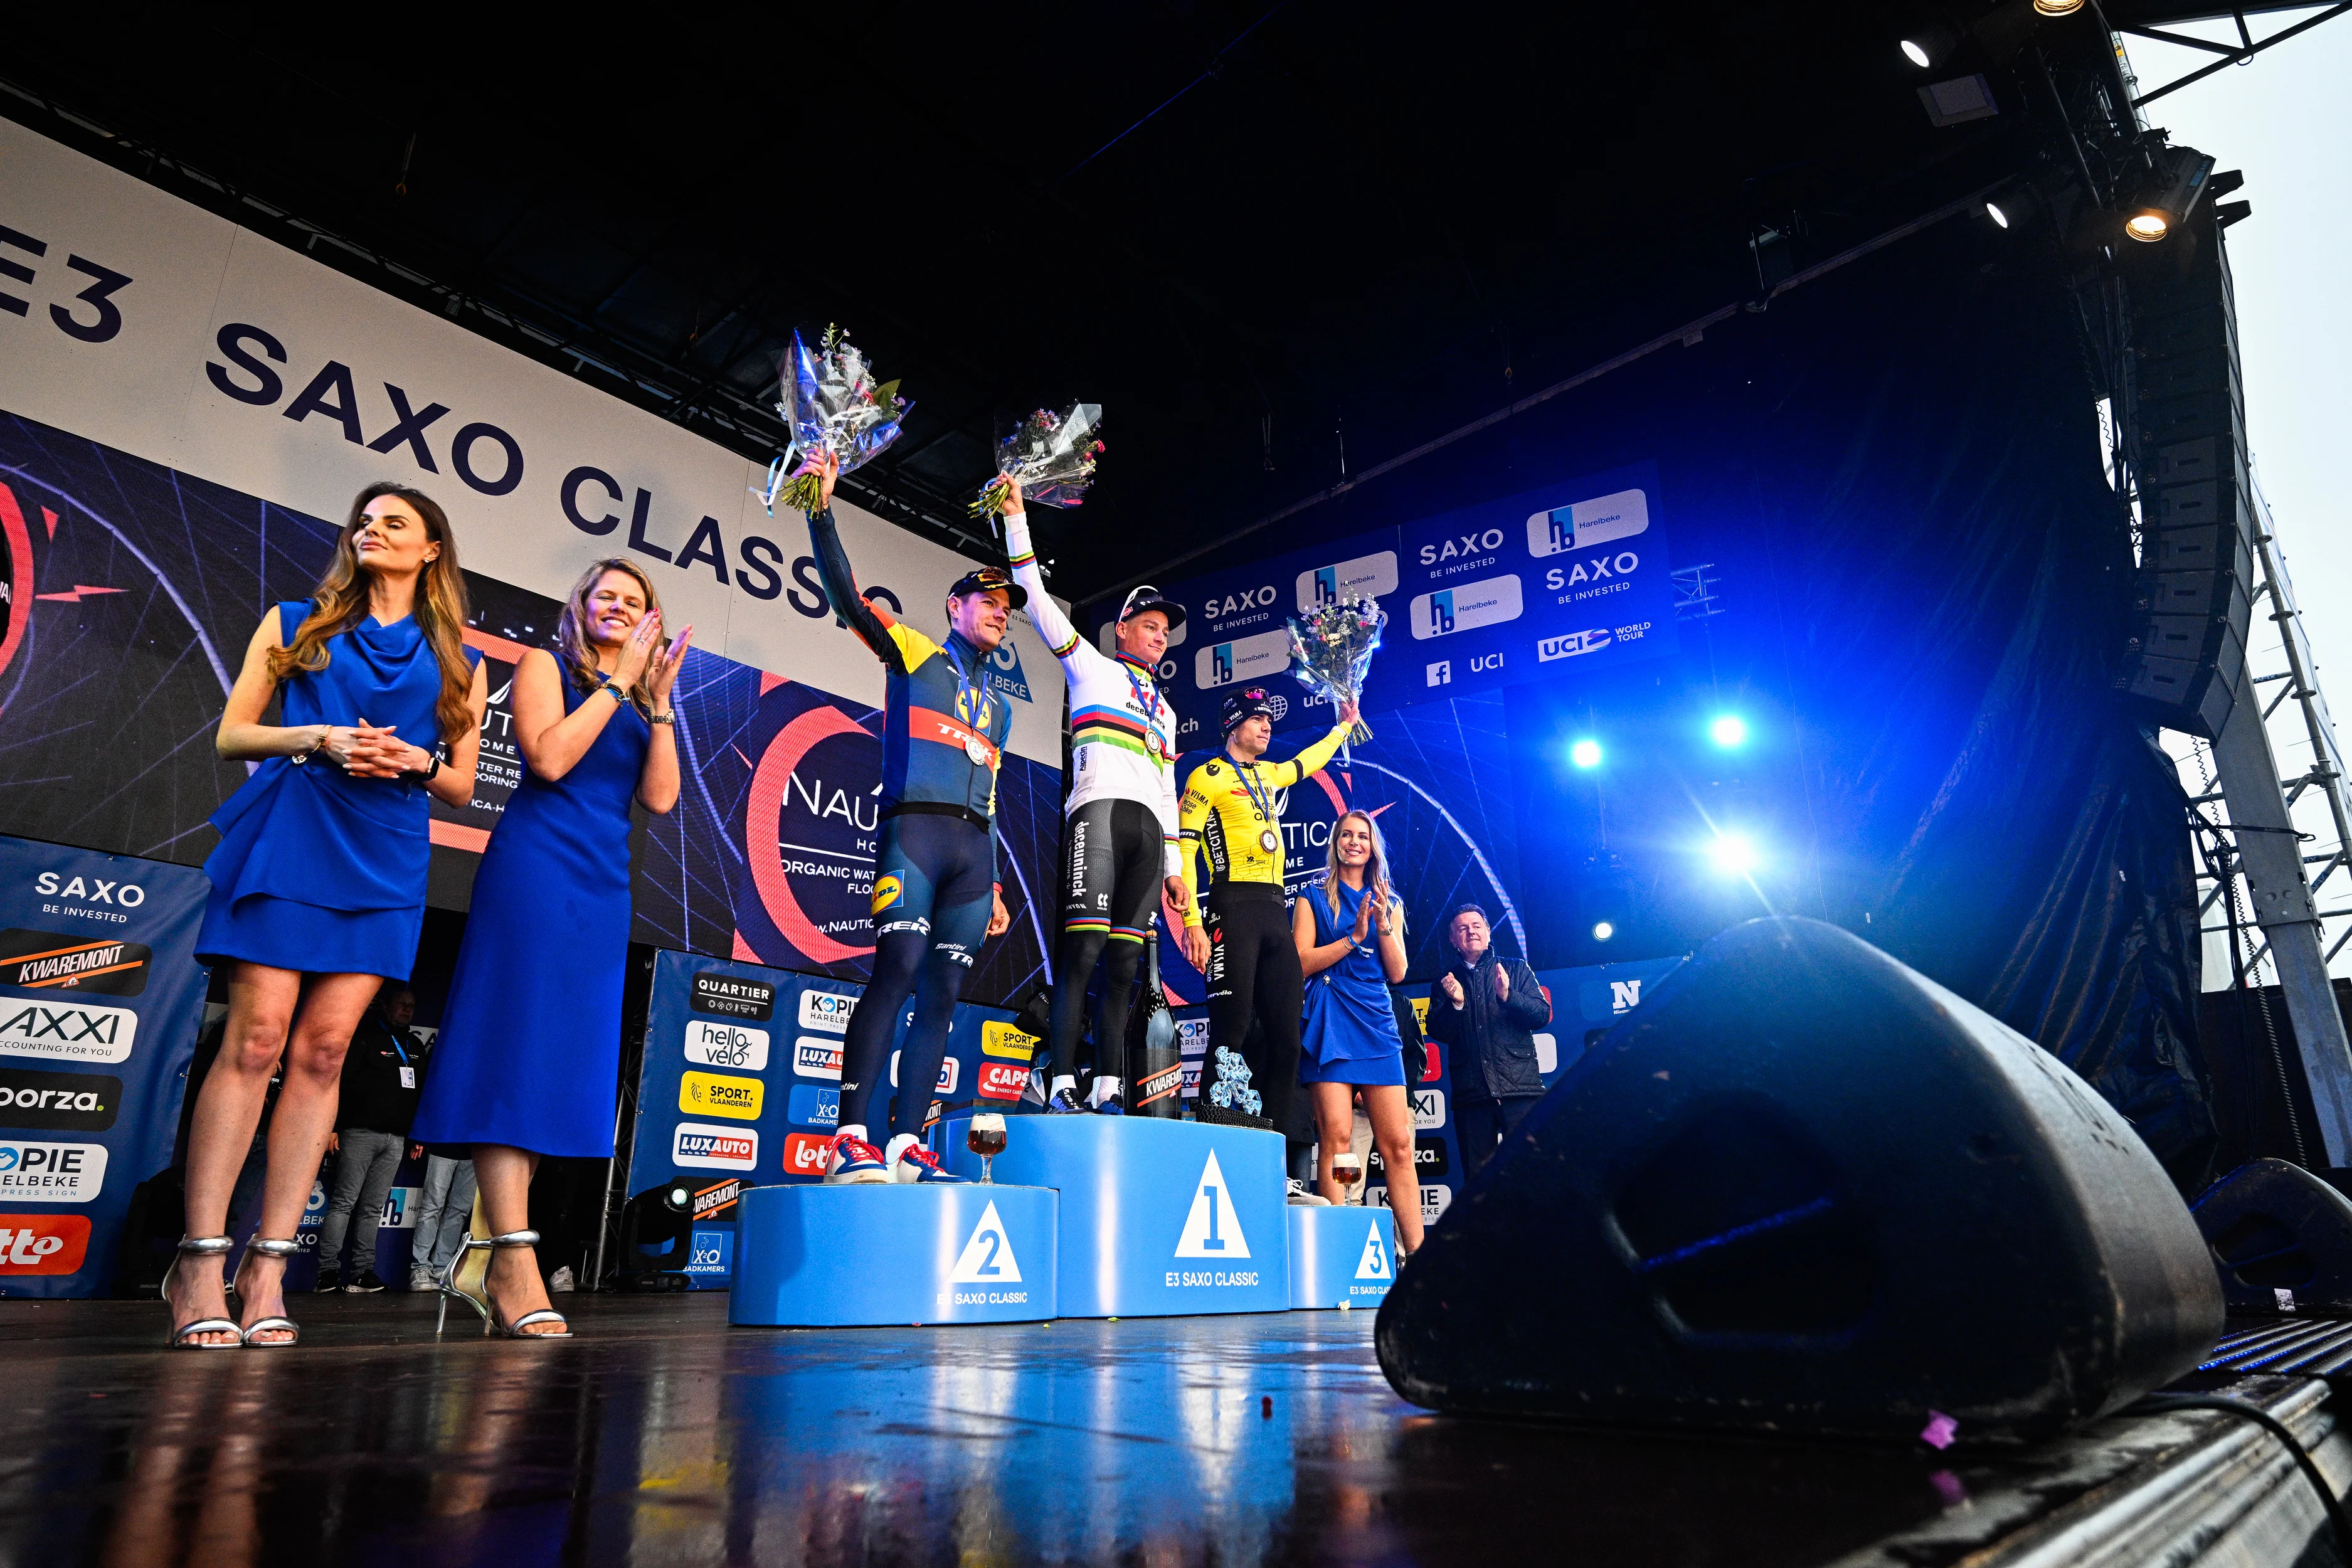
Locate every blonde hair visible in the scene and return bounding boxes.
[553,558,665,713]
[268,482,475,743]
[1322,809,1404,936]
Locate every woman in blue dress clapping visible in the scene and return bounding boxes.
[1293,810,1425,1260]
[167,484,487,1348]
[413,558,688,1338]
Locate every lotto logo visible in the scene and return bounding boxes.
[678,1070,763,1121]
[797,990,857,1034]
[0,1214,90,1275]
[0,999,139,1063]
[783,1131,833,1177]
[672,1123,758,1171]
[976,1061,1029,1101]
[794,1038,845,1081]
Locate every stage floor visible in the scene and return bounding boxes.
[1,1295,2344,1565]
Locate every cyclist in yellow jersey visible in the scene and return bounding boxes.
[1177,686,1355,1186]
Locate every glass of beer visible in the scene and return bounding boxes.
[1331,1151,1363,1193]
[967,1114,1008,1184]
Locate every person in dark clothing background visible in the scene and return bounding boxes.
[1425,904,1552,1177]
[315,983,426,1292]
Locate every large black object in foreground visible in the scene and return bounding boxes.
[2191,1158,2352,1315]
[1376,917,2222,1443]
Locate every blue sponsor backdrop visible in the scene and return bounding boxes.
[0,837,210,1298]
[625,949,1037,1288]
[1092,461,1677,743]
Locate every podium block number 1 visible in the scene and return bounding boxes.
[1200,1185,1226,1251]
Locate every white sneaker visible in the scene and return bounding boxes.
[408,1266,435,1293]
[1287,1178,1330,1207]
[549,1266,576,1294]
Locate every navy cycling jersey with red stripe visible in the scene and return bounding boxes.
[807,507,1012,822]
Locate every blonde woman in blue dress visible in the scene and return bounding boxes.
[1293,809,1426,1260]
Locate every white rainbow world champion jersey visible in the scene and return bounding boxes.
[1004,511,1183,879]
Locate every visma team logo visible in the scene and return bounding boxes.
[798,989,857,1034]
[678,1070,763,1121]
[0,999,138,1063]
[672,1123,758,1171]
[794,1038,845,1081]
[1527,487,1650,558]
[1409,576,1523,640]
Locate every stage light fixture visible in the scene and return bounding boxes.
[2032,0,2084,13]
[1592,921,1616,942]
[1709,714,1749,748]
[1900,38,1932,67]
[2124,146,2218,244]
[1986,201,2010,229]
[1707,834,1759,876]
[1571,738,1603,769]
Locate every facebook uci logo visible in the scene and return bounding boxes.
[1431,592,1456,634]
[1313,566,1338,604]
[1427,660,1451,687]
[1212,644,1233,684]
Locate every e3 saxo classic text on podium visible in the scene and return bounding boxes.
[728,1115,1396,1327]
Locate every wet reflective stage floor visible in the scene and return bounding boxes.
[0,1295,1976,1566]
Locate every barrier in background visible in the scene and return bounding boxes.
[624,949,1039,1289]
[0,836,209,1298]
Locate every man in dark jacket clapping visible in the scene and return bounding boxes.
[1426,904,1552,1176]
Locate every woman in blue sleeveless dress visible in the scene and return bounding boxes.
[1293,809,1425,1259]
[413,558,689,1337]
[166,483,487,1349]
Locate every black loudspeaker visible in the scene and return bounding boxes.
[2191,1158,2352,1315]
[2117,177,2254,740]
[615,1182,694,1292]
[1376,916,2222,1443]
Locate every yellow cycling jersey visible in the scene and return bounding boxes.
[1176,724,1348,923]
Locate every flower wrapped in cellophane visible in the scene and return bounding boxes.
[1287,595,1384,757]
[973,402,1104,520]
[755,325,909,516]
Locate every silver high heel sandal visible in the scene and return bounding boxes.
[236,1237,303,1346]
[162,1235,242,1350]
[437,1227,571,1339]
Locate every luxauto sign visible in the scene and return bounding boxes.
[672,1123,758,1172]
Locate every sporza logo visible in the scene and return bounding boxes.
[0,1067,119,1131]
[1527,487,1649,557]
[1537,628,1613,662]
[672,1123,759,1171]
[794,1038,845,1081]
[0,999,138,1063]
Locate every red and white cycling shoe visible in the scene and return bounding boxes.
[824,1132,891,1185]
[890,1138,969,1185]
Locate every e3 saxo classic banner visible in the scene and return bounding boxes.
[1090,461,1678,741]
[0,836,209,1298]
[623,949,1038,1288]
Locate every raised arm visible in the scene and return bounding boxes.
[1002,508,1093,679]
[1271,708,1355,787]
[807,506,909,674]
[1176,765,1211,928]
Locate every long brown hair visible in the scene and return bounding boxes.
[553,558,664,714]
[267,482,475,743]
[1322,808,1405,936]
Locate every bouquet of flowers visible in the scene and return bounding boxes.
[755,325,909,516]
[1287,595,1384,758]
[972,402,1105,520]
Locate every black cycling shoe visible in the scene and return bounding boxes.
[313,1268,342,1293]
[343,1268,388,1294]
[1046,1089,1086,1114]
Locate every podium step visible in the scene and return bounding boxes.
[943,1114,1290,1318]
[1288,1205,1397,1310]
[728,1182,1057,1327]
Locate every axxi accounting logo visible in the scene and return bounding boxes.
[0,998,138,1063]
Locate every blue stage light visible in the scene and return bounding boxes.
[1592,921,1616,942]
[1710,714,1748,748]
[1707,834,1759,875]
[1571,739,1603,769]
